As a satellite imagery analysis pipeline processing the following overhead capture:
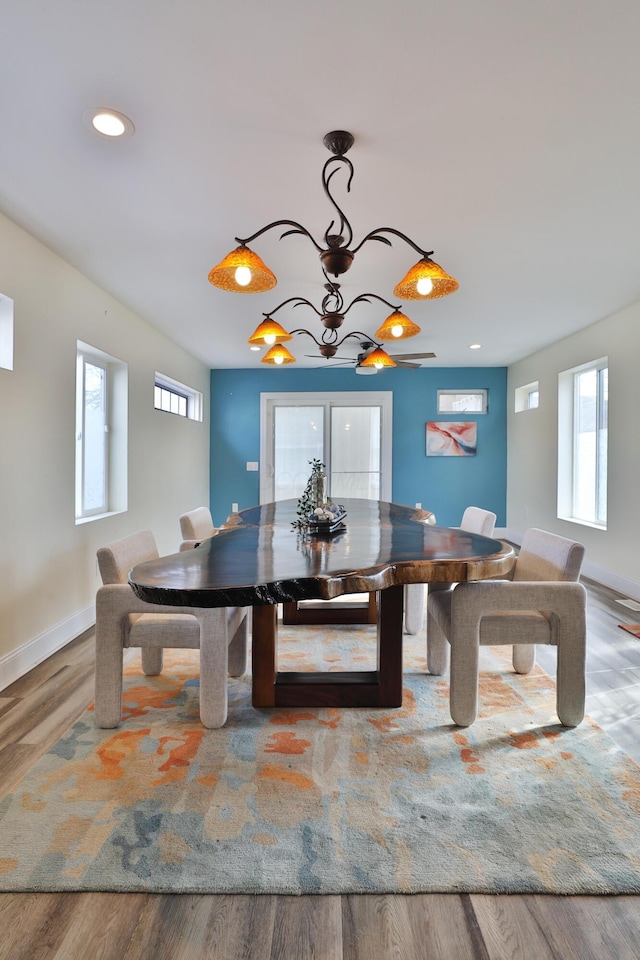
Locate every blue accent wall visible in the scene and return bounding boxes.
[210,367,507,527]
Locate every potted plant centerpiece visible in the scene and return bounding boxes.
[292,459,346,535]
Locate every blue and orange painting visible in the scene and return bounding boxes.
[426,421,477,456]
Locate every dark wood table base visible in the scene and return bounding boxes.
[252,585,404,708]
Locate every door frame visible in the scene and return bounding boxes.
[259,391,393,504]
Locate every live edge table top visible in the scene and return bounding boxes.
[128,498,515,609]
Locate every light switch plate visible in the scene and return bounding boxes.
[246,461,259,471]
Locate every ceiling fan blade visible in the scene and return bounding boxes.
[304,354,353,362]
[317,359,355,366]
[390,351,436,361]
[394,361,421,369]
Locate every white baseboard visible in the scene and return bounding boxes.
[0,602,96,692]
[497,526,518,542]
[580,562,640,603]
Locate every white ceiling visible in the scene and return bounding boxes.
[2,0,640,369]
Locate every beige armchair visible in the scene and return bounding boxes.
[95,530,248,729]
[427,528,586,727]
[404,506,497,635]
[179,506,217,551]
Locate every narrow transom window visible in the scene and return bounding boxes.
[437,389,487,414]
[155,372,203,421]
[515,380,540,412]
[155,384,188,417]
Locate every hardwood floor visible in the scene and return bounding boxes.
[0,579,638,959]
[537,577,640,764]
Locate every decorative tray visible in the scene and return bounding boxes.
[306,511,347,535]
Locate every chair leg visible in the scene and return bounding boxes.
[198,608,230,728]
[228,611,248,677]
[556,628,586,728]
[449,646,479,726]
[512,643,535,674]
[141,647,163,675]
[404,584,425,635]
[449,600,480,727]
[95,619,124,729]
[426,611,449,675]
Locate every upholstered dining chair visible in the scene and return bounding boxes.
[426,527,586,727]
[95,530,248,729]
[404,506,497,635]
[179,506,217,551]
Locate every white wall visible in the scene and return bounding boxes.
[507,301,640,599]
[0,212,210,684]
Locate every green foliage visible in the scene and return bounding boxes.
[292,459,326,531]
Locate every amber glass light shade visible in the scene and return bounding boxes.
[375,310,421,341]
[208,245,277,294]
[393,258,459,300]
[359,347,396,369]
[248,318,292,345]
[261,343,296,365]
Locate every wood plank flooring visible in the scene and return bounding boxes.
[537,577,640,763]
[0,579,638,960]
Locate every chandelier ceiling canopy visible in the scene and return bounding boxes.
[208,131,459,367]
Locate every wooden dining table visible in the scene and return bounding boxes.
[128,498,515,710]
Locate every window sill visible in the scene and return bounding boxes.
[557,514,607,532]
[75,509,127,526]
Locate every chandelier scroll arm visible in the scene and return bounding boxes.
[321,279,345,315]
[289,328,324,347]
[262,297,323,319]
[289,327,378,349]
[336,330,383,349]
[236,220,324,254]
[351,227,434,259]
[343,293,402,315]
[321,156,355,249]
[289,327,339,347]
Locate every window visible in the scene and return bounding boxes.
[558,358,608,528]
[76,352,108,515]
[154,372,203,421]
[515,380,539,412]
[0,292,14,371]
[75,342,128,522]
[437,389,487,414]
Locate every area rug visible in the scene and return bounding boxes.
[1,625,640,895]
[618,623,640,639]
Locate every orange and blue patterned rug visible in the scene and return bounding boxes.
[1,624,640,894]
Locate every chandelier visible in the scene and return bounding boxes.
[248,280,423,366]
[208,130,458,365]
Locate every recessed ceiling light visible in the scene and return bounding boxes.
[250,345,261,352]
[469,343,482,350]
[83,108,135,139]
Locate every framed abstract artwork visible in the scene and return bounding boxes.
[426,421,477,456]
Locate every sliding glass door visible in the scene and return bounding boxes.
[273,405,324,501]
[329,404,381,499]
[260,392,392,504]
